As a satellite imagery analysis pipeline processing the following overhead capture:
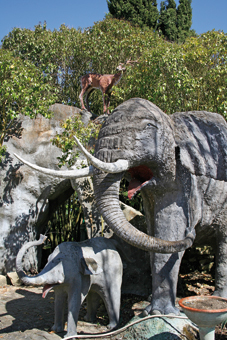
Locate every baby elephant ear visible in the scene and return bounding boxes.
[80,257,103,275]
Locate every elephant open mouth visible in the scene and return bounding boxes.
[128,165,153,199]
[42,283,57,298]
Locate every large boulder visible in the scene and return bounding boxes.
[0,104,84,274]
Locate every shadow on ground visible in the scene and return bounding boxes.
[0,287,56,334]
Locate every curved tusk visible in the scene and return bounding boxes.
[74,136,130,173]
[14,153,94,179]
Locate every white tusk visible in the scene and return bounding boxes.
[73,136,130,173]
[14,153,94,179]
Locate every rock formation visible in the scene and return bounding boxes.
[0,104,82,273]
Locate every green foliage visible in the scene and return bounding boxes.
[123,30,227,116]
[2,19,226,141]
[0,48,58,160]
[2,23,82,106]
[158,0,178,42]
[107,0,159,29]
[177,0,192,43]
[44,192,87,254]
[158,0,193,42]
[107,0,193,42]
[52,116,100,168]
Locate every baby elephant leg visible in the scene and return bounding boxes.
[101,289,121,329]
[100,269,122,329]
[52,286,67,333]
[66,278,90,337]
[84,291,101,323]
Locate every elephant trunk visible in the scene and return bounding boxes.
[16,235,47,286]
[93,171,194,253]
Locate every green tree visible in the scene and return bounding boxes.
[107,0,159,29]
[177,0,192,42]
[2,23,83,106]
[0,49,58,159]
[158,0,178,41]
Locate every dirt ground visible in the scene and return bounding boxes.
[0,285,152,340]
[0,281,227,340]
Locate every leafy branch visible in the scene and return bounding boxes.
[52,117,100,168]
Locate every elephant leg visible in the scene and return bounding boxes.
[84,291,101,323]
[95,289,120,329]
[52,286,67,333]
[214,221,227,298]
[99,274,121,329]
[144,252,184,316]
[66,277,90,337]
[144,194,187,315]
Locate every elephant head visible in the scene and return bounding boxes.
[16,234,105,298]
[14,98,195,254]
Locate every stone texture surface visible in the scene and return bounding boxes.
[91,98,227,316]
[7,272,21,286]
[119,314,197,340]
[0,104,82,274]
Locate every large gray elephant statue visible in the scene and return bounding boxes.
[16,235,123,337]
[15,98,227,316]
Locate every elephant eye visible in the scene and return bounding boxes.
[146,123,158,129]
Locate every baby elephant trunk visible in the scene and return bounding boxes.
[16,234,47,286]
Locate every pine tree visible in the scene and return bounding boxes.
[158,1,166,36]
[107,0,159,30]
[158,0,177,41]
[167,0,176,9]
[177,0,192,42]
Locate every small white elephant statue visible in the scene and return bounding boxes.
[16,235,123,337]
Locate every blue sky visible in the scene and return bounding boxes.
[0,0,226,43]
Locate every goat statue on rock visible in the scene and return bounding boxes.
[15,98,227,317]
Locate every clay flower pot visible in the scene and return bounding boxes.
[179,296,227,340]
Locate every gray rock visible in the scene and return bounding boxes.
[0,104,82,274]
[117,313,198,340]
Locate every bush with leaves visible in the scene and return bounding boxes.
[2,23,83,106]
[2,19,227,132]
[52,116,100,168]
[1,19,163,113]
[122,30,227,116]
[0,48,58,160]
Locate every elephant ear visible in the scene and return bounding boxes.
[172,111,227,181]
[80,257,103,275]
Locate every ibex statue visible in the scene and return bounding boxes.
[79,59,138,114]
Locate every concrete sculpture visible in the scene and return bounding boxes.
[15,98,227,316]
[16,235,123,337]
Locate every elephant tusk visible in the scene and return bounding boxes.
[14,153,94,179]
[73,136,130,173]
